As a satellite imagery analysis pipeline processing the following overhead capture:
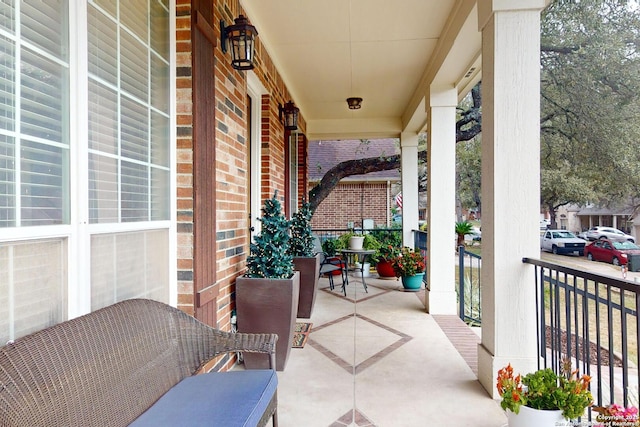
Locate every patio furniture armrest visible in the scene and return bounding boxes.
[214,331,278,369]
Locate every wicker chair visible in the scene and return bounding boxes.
[0,299,278,427]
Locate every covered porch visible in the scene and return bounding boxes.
[239,0,550,396]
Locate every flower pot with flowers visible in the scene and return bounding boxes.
[593,403,639,426]
[497,359,593,427]
[390,247,426,290]
[373,244,400,279]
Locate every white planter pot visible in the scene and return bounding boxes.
[506,406,564,427]
[353,262,371,278]
[349,236,364,250]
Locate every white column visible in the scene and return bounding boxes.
[425,86,457,315]
[476,0,545,397]
[400,132,419,246]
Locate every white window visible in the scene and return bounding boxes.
[0,0,174,340]
[88,0,170,224]
[0,239,68,343]
[0,1,70,227]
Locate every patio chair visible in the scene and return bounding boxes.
[314,237,346,291]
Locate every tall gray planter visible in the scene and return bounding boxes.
[293,253,321,318]
[235,271,300,371]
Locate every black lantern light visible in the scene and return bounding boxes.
[346,97,363,110]
[220,15,258,70]
[279,100,299,131]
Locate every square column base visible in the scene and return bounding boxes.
[425,289,457,314]
[477,343,538,398]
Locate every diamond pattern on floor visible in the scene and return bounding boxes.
[329,409,376,427]
[308,313,412,374]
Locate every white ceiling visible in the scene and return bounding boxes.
[241,0,482,140]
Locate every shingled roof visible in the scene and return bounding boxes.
[308,139,401,182]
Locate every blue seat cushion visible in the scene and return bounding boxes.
[130,370,277,426]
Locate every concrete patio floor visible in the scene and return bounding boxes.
[266,273,508,427]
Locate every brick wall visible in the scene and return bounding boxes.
[175,0,305,363]
[175,0,195,314]
[310,182,395,229]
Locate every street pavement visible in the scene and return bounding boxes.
[540,251,640,283]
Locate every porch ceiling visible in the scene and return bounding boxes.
[241,0,482,140]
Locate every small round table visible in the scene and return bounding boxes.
[339,249,375,296]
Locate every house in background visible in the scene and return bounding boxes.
[556,203,639,239]
[308,139,400,230]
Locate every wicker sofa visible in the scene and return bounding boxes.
[0,299,279,426]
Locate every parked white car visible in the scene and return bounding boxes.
[585,226,635,243]
[540,229,587,256]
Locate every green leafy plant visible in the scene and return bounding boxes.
[245,192,294,279]
[372,244,400,264]
[363,234,380,252]
[370,228,402,263]
[497,359,593,420]
[321,238,338,257]
[335,232,379,251]
[335,232,354,250]
[455,221,474,246]
[288,202,315,257]
[390,247,426,277]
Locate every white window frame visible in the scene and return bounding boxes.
[0,0,177,320]
[247,71,266,237]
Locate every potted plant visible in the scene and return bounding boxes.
[455,221,474,247]
[373,244,401,279]
[235,192,300,371]
[349,233,365,250]
[336,231,358,251]
[322,238,339,257]
[390,247,426,290]
[370,228,402,278]
[336,232,379,252]
[497,360,593,426]
[336,232,379,277]
[593,403,639,426]
[287,202,321,318]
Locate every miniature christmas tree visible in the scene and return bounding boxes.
[245,192,294,279]
[288,201,315,257]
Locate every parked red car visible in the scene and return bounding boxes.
[584,238,640,266]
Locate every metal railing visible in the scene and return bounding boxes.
[313,228,352,242]
[523,257,640,409]
[313,228,401,243]
[458,246,481,325]
[413,232,481,321]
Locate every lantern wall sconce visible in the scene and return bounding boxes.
[279,100,300,131]
[346,97,363,110]
[220,15,258,70]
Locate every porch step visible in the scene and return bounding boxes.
[432,315,480,376]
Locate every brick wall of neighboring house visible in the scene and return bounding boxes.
[175,0,305,366]
[310,182,395,229]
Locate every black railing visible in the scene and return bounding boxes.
[313,228,402,244]
[523,257,640,409]
[414,233,481,320]
[313,228,354,243]
[458,246,481,325]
